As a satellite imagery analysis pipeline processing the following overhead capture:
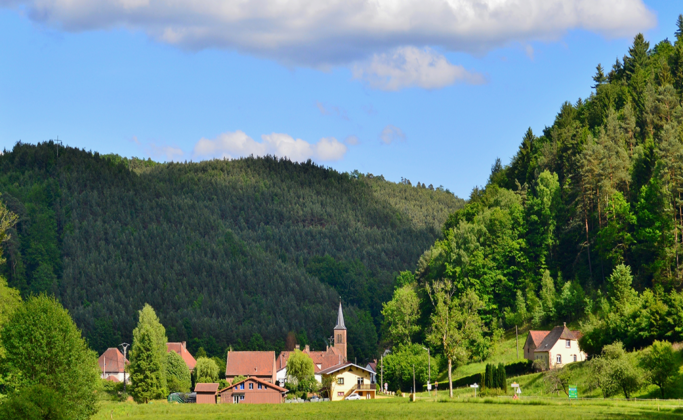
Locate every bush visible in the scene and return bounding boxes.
[0,384,66,420]
[504,360,533,376]
[99,379,125,401]
[0,295,99,419]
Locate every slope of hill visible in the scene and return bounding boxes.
[0,143,464,359]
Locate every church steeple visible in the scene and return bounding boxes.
[334,301,346,330]
[333,301,347,362]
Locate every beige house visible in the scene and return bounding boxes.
[319,363,375,401]
[524,323,586,369]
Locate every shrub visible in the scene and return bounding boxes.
[0,384,66,420]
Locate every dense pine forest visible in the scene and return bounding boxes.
[394,17,683,361]
[0,145,463,360]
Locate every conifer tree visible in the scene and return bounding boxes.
[129,325,165,403]
[592,64,607,89]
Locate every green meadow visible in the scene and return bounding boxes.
[93,395,683,420]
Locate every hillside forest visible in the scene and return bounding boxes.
[379,16,683,377]
[0,144,463,361]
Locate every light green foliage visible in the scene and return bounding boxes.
[0,277,21,334]
[165,351,191,393]
[381,283,420,346]
[589,342,643,399]
[607,265,636,310]
[382,343,434,392]
[286,349,315,386]
[0,196,18,266]
[129,305,168,402]
[539,270,556,323]
[129,326,165,402]
[544,367,573,396]
[427,284,488,397]
[640,340,678,397]
[526,171,560,269]
[131,304,168,389]
[194,357,219,384]
[0,295,99,419]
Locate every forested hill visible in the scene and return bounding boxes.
[0,143,464,360]
[413,19,683,356]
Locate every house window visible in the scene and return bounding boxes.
[573,354,577,362]
[249,383,253,390]
[566,340,571,348]
[240,384,245,390]
[337,378,344,385]
[556,355,562,364]
[258,384,263,390]
[240,395,245,401]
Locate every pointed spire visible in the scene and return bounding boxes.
[334,300,346,330]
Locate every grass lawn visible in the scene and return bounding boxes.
[94,396,683,420]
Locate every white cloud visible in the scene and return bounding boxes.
[316,101,349,120]
[354,46,485,91]
[345,135,359,146]
[149,144,184,161]
[0,0,655,67]
[525,44,535,60]
[380,125,406,145]
[192,130,347,162]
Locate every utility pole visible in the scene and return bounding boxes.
[120,343,130,395]
[412,364,415,396]
[380,355,383,394]
[54,137,62,157]
[422,346,431,397]
[516,325,519,359]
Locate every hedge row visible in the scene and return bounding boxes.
[426,360,533,390]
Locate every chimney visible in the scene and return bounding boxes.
[563,322,566,327]
[295,344,300,350]
[304,345,310,353]
[182,341,186,349]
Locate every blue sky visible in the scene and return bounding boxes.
[0,0,679,198]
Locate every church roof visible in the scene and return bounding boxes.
[334,302,346,330]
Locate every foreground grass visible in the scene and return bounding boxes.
[94,396,683,420]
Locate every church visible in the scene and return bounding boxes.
[275,302,348,385]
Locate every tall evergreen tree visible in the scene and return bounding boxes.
[129,325,165,403]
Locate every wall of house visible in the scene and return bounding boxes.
[328,367,373,402]
[219,388,283,404]
[196,393,216,404]
[523,337,536,362]
[101,372,127,383]
[548,339,586,367]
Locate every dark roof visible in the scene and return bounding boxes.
[98,348,128,373]
[167,342,197,370]
[334,302,346,330]
[535,325,578,352]
[318,362,374,375]
[226,351,275,376]
[195,383,219,393]
[527,331,550,347]
[219,376,288,393]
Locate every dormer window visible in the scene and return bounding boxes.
[565,340,571,348]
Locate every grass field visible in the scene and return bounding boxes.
[94,394,683,420]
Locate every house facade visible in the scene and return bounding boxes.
[167,341,197,371]
[226,351,276,384]
[219,377,288,404]
[319,363,375,401]
[98,348,129,383]
[524,324,587,369]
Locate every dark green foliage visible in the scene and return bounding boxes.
[497,363,506,390]
[0,384,67,420]
[0,143,463,362]
[0,295,99,419]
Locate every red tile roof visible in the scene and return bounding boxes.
[219,377,288,393]
[98,348,128,373]
[277,347,343,373]
[226,351,275,377]
[167,342,197,370]
[195,383,219,393]
[528,331,550,347]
